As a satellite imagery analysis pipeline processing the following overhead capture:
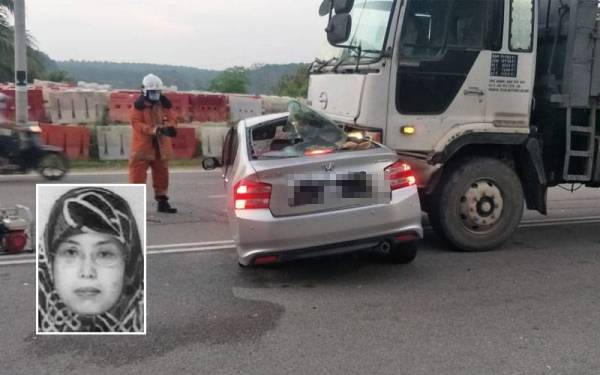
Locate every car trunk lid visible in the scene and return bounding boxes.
[252,149,396,217]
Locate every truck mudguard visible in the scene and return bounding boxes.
[431,132,529,165]
[430,132,548,215]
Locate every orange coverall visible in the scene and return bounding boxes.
[128,97,177,199]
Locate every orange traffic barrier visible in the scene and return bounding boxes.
[40,124,90,160]
[64,127,90,160]
[108,91,138,124]
[190,94,229,122]
[0,88,46,122]
[40,124,65,150]
[164,92,192,122]
[171,127,197,159]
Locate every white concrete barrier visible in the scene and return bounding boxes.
[46,90,108,125]
[96,125,132,160]
[198,122,230,158]
[261,95,291,114]
[228,95,262,122]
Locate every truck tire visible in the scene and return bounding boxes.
[430,157,524,252]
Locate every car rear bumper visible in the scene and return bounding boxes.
[231,186,423,265]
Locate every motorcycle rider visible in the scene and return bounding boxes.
[0,93,18,165]
[0,93,12,128]
[128,74,178,214]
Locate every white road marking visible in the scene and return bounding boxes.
[148,240,235,249]
[0,241,236,266]
[0,259,35,266]
[0,253,34,260]
[2,216,600,267]
[0,169,219,180]
[520,216,600,228]
[147,245,235,255]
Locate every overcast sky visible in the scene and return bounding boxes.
[26,0,329,70]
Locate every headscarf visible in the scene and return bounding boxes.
[38,187,144,333]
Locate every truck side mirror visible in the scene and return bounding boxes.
[319,0,332,16]
[326,14,353,45]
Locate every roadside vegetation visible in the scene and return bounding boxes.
[0,0,71,83]
[274,64,309,98]
[209,66,250,94]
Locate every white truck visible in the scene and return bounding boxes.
[310,0,600,251]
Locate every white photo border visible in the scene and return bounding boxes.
[35,183,147,336]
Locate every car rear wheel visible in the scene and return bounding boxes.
[389,241,418,264]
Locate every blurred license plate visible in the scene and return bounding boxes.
[291,172,372,207]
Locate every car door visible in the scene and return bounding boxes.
[221,126,238,188]
[386,0,505,153]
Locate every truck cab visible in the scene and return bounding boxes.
[309,0,600,251]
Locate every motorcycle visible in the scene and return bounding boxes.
[0,204,32,254]
[0,94,69,180]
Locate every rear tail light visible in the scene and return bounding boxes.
[234,179,272,210]
[385,161,416,190]
[4,230,27,253]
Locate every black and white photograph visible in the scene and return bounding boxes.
[36,185,146,334]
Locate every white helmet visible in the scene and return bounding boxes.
[142,74,164,95]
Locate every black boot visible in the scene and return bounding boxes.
[156,196,177,214]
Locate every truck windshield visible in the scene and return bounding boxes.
[318,0,396,65]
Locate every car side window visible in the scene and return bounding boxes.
[509,0,534,52]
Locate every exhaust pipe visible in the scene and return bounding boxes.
[379,241,391,254]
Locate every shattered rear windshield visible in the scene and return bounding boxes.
[250,101,378,160]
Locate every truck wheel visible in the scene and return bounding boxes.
[432,158,524,252]
[389,241,418,264]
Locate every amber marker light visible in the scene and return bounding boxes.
[401,126,416,135]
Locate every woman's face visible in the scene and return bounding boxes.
[53,233,126,316]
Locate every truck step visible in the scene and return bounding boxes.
[568,151,593,158]
[570,126,595,134]
[564,174,594,182]
[594,137,600,184]
[563,107,597,181]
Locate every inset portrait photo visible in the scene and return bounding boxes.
[36,185,146,334]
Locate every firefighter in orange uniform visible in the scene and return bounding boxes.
[129,74,178,213]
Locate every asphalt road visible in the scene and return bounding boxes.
[1,170,600,374]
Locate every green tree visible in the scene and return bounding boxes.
[0,0,53,82]
[0,0,15,80]
[43,70,72,83]
[273,64,309,98]
[209,66,249,94]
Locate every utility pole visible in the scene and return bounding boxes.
[14,0,28,128]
